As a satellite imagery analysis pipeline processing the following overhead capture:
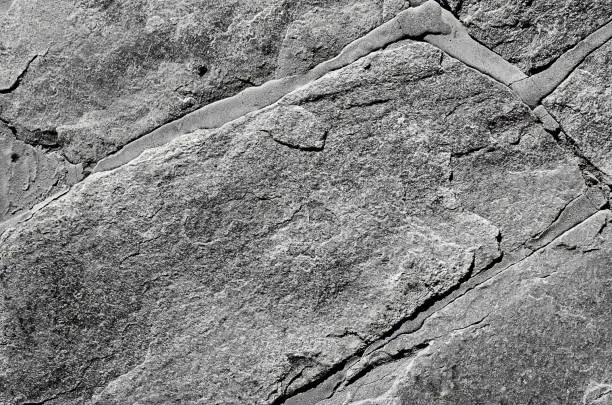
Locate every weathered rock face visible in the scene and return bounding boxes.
[1,1,610,405]
[444,0,612,74]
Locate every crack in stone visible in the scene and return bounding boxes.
[510,19,612,107]
[270,251,484,405]
[273,203,608,405]
[262,129,328,152]
[1,3,610,403]
[0,54,39,94]
[523,188,609,251]
[0,187,70,240]
[91,0,450,173]
[3,1,609,238]
[86,12,608,177]
[422,8,528,86]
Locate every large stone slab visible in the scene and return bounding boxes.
[0,40,587,404]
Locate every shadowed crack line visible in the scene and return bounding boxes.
[273,205,609,404]
[0,54,39,94]
[261,129,328,152]
[0,3,610,403]
[270,252,485,405]
[3,1,609,238]
[337,208,611,390]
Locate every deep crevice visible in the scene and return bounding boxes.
[545,117,611,186]
[450,144,494,158]
[343,342,431,389]
[269,356,358,405]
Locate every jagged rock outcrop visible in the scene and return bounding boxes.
[0,1,610,405]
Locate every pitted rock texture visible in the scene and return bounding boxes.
[0,2,611,405]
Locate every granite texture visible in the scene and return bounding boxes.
[0,1,610,404]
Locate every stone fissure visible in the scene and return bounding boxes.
[0,54,39,94]
[0,4,612,405]
[273,203,609,405]
[92,0,451,174]
[510,19,612,107]
[90,2,611,178]
[0,1,607,240]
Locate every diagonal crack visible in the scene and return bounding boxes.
[274,202,609,405]
[0,54,39,94]
[510,18,612,107]
[270,251,488,405]
[91,0,450,173]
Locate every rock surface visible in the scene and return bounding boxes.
[544,40,612,177]
[444,0,612,74]
[0,123,82,222]
[319,209,612,405]
[0,1,611,405]
[0,0,390,167]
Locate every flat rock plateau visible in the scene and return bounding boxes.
[0,1,611,404]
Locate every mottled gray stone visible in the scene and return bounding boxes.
[0,41,585,404]
[322,209,612,405]
[1,2,611,404]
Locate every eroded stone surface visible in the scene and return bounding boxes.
[0,41,587,405]
[544,40,612,177]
